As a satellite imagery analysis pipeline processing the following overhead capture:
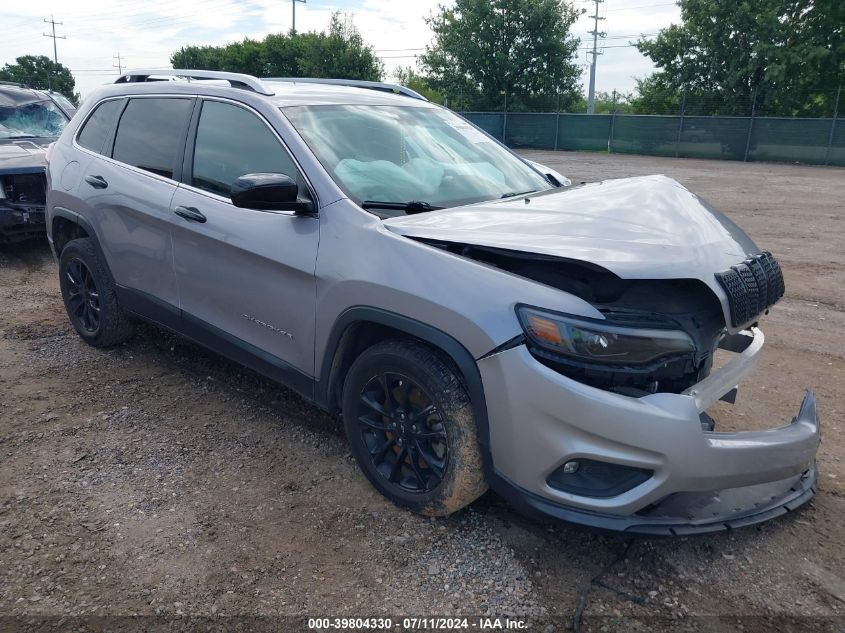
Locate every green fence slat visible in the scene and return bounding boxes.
[678,116,753,160]
[831,118,845,167]
[461,112,842,166]
[506,113,557,149]
[611,115,679,156]
[557,114,612,151]
[748,118,832,165]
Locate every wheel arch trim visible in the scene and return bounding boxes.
[51,206,96,240]
[319,306,494,473]
[49,207,116,283]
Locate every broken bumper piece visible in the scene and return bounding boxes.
[478,327,821,535]
[0,204,46,243]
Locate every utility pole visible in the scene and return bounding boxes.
[291,0,306,34]
[113,53,125,75]
[43,15,66,64]
[586,0,606,115]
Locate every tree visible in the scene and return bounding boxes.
[0,55,79,105]
[420,0,583,111]
[635,0,845,117]
[571,90,635,114]
[393,66,444,103]
[171,13,383,81]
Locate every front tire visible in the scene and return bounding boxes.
[342,339,488,516]
[59,238,134,347]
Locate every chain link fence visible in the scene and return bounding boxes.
[457,88,844,166]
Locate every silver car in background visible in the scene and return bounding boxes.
[45,70,819,534]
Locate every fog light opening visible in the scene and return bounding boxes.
[547,458,653,498]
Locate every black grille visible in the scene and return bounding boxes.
[715,251,785,327]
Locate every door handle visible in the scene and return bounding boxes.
[84,175,108,189]
[174,205,207,223]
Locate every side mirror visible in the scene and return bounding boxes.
[231,173,314,213]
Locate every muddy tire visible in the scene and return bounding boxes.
[342,339,488,516]
[59,238,134,348]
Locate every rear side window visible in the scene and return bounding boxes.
[191,100,297,197]
[112,98,192,179]
[76,99,124,154]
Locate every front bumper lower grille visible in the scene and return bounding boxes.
[715,251,785,327]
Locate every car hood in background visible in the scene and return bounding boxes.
[0,140,49,175]
[383,175,760,281]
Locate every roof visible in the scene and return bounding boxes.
[0,84,53,108]
[265,81,435,107]
[104,69,436,109]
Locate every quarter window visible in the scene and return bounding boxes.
[76,99,123,154]
[191,100,297,197]
[112,98,192,179]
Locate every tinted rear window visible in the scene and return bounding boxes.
[76,99,124,154]
[112,98,192,179]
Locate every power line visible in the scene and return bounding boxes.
[42,15,66,64]
[113,53,125,74]
[586,0,606,114]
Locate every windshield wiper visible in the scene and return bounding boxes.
[500,190,537,199]
[361,200,443,214]
[4,134,52,141]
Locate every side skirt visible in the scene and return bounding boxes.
[115,286,319,406]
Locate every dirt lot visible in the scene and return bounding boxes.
[1,151,844,632]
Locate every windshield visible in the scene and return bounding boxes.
[0,100,69,139]
[283,104,551,210]
[49,93,77,116]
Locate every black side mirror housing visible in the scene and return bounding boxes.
[231,173,314,214]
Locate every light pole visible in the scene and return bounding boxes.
[586,0,606,115]
[292,0,306,34]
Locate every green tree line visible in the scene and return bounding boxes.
[635,0,845,117]
[0,55,79,104]
[170,13,383,81]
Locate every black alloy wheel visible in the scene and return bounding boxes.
[65,258,101,334]
[59,237,134,348]
[356,372,449,493]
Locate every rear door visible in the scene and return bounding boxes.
[77,96,193,313]
[170,98,319,380]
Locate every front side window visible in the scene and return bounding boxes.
[283,104,550,210]
[76,99,124,154]
[0,99,68,140]
[191,100,297,197]
[112,98,193,179]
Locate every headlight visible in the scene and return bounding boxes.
[517,306,695,365]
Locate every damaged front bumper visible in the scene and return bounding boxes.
[0,202,46,243]
[0,170,47,244]
[479,327,820,535]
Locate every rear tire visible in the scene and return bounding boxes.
[342,339,488,516]
[59,238,134,347]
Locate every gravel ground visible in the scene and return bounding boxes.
[1,151,844,632]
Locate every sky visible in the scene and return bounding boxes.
[0,0,683,99]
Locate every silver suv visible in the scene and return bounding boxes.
[46,70,820,534]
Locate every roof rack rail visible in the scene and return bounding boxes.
[115,69,274,96]
[265,77,428,101]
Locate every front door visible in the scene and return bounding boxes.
[169,98,319,381]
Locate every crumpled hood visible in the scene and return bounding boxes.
[383,175,759,281]
[0,140,48,175]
